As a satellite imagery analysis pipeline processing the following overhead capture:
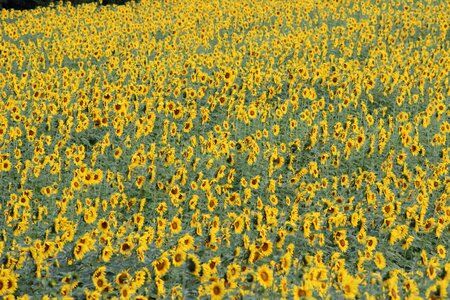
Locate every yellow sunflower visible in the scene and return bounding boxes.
[209,279,226,300]
[153,255,171,277]
[257,264,274,289]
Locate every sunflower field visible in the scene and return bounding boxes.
[0,0,449,298]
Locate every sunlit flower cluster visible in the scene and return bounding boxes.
[0,0,449,298]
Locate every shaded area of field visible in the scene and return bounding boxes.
[0,0,133,10]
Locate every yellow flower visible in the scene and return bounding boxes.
[226,263,241,284]
[257,264,274,289]
[172,249,186,267]
[92,276,109,292]
[178,234,195,251]
[249,175,261,189]
[0,159,11,172]
[0,269,18,296]
[153,254,171,277]
[437,245,446,258]
[207,197,218,212]
[133,213,145,230]
[113,147,122,160]
[132,269,147,290]
[272,124,280,136]
[119,240,134,256]
[233,215,245,234]
[366,236,377,252]
[248,105,258,119]
[84,207,97,224]
[183,118,193,133]
[186,254,201,276]
[92,169,103,184]
[223,68,235,85]
[337,237,349,253]
[120,285,133,299]
[115,271,130,286]
[155,276,166,297]
[293,282,313,300]
[73,243,89,261]
[374,252,386,269]
[341,272,359,299]
[209,279,226,300]
[169,216,182,234]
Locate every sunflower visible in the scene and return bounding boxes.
[93,276,109,292]
[73,243,89,261]
[115,271,130,286]
[257,265,274,289]
[226,263,241,284]
[120,285,133,299]
[374,252,386,270]
[153,255,171,277]
[0,270,18,295]
[133,213,145,230]
[135,175,145,189]
[227,192,241,207]
[155,276,166,297]
[120,241,134,256]
[437,245,446,258]
[248,105,258,119]
[85,289,102,300]
[337,238,349,253]
[178,234,195,251]
[92,169,103,184]
[223,68,235,85]
[272,124,280,136]
[0,159,12,172]
[207,197,218,212]
[102,244,114,262]
[293,283,313,300]
[84,207,97,224]
[132,269,147,290]
[172,249,186,267]
[341,273,359,299]
[259,239,273,257]
[209,279,226,300]
[249,175,261,189]
[365,236,377,252]
[113,147,122,160]
[0,277,7,295]
[170,217,182,234]
[186,254,201,276]
[233,216,245,234]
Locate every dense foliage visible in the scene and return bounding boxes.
[0,0,131,10]
[0,0,449,299]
